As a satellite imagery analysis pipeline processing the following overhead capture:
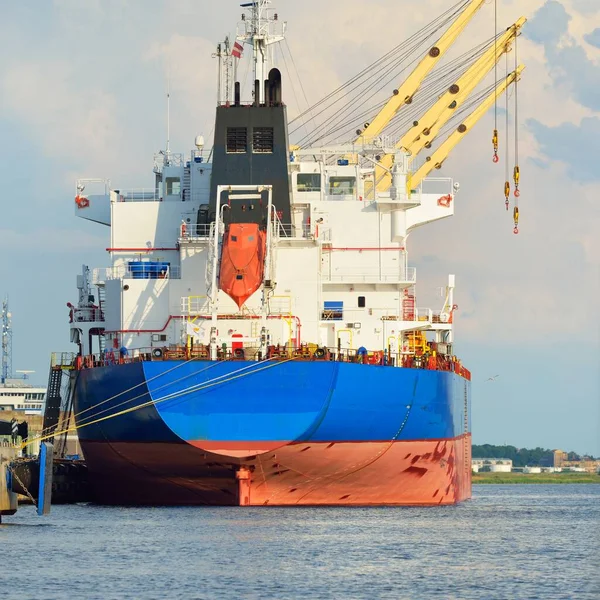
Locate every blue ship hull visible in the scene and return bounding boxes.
[73,359,472,505]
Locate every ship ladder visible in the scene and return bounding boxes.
[463,382,469,476]
[42,366,63,446]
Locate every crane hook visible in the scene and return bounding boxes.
[513,165,520,197]
[492,129,499,163]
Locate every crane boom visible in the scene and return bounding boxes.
[355,0,487,145]
[410,65,525,188]
[401,18,526,157]
[375,17,526,191]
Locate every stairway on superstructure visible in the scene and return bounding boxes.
[183,164,191,201]
[97,283,106,354]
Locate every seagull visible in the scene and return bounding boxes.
[485,375,500,382]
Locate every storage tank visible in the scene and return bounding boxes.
[489,464,512,473]
[523,466,542,474]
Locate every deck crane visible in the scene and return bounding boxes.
[375,17,526,191]
[354,0,487,145]
[410,65,525,188]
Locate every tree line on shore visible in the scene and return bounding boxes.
[472,444,597,467]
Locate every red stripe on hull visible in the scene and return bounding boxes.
[80,435,471,506]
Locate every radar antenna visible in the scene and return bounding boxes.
[16,370,35,381]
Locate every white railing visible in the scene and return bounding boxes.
[181,296,210,316]
[112,188,161,203]
[275,223,309,239]
[325,193,356,202]
[317,227,332,242]
[91,268,114,284]
[419,177,453,195]
[415,308,433,322]
[153,152,184,173]
[76,178,110,195]
[268,296,292,316]
[179,224,212,239]
[91,265,181,283]
[73,306,104,323]
[272,223,333,242]
[323,266,416,284]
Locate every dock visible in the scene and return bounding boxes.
[0,443,18,522]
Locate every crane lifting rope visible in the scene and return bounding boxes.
[354,0,487,145]
[374,17,526,192]
[410,65,525,188]
[354,0,485,145]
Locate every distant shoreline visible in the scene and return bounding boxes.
[473,472,600,484]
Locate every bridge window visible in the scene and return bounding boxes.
[166,177,180,195]
[297,173,321,192]
[329,176,355,196]
[252,127,274,153]
[227,127,247,153]
[321,301,343,321]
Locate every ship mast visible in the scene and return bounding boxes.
[238,0,285,104]
[1,296,12,384]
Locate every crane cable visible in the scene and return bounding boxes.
[383,36,497,143]
[312,34,497,148]
[513,31,520,234]
[20,358,296,451]
[492,0,499,163]
[294,23,446,147]
[289,0,469,130]
[22,357,247,444]
[292,1,474,147]
[504,49,511,211]
[72,359,249,429]
[23,355,218,442]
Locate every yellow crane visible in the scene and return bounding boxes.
[410,64,525,188]
[355,0,487,145]
[374,17,527,191]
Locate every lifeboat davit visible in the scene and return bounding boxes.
[219,223,266,308]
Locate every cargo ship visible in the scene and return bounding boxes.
[63,0,525,505]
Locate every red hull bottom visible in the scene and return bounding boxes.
[81,435,471,506]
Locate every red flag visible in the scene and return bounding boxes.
[232,41,243,59]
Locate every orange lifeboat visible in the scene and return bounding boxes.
[219,223,266,308]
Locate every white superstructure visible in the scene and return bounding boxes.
[70,144,458,362]
[67,0,522,370]
[0,382,46,415]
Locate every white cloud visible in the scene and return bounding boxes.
[1,60,121,173]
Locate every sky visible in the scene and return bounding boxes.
[0,0,598,455]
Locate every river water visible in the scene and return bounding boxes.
[1,485,598,599]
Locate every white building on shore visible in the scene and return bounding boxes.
[472,458,512,473]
